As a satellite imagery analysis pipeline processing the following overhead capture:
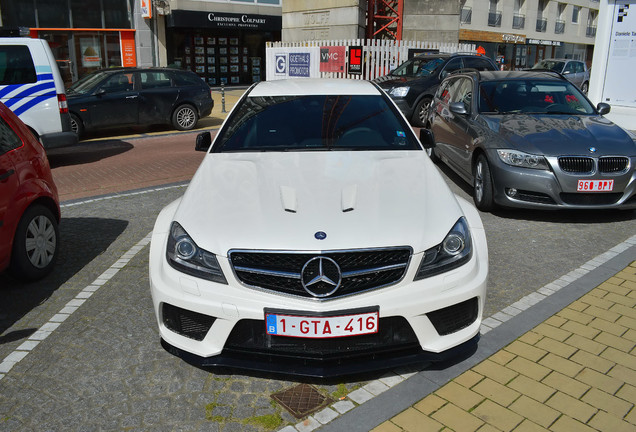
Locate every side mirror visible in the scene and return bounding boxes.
[597,103,611,115]
[195,131,212,152]
[419,128,435,149]
[95,88,106,97]
[449,101,468,115]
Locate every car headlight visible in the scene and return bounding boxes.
[497,149,549,170]
[166,221,227,284]
[414,217,472,280]
[390,86,410,97]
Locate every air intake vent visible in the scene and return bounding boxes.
[558,157,593,173]
[598,157,628,173]
[162,303,215,341]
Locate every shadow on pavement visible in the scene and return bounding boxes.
[0,217,128,338]
[47,140,134,168]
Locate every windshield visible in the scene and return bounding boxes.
[532,60,565,73]
[213,94,420,153]
[478,79,595,115]
[67,71,111,95]
[390,57,445,77]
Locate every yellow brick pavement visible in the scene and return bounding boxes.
[374,261,636,432]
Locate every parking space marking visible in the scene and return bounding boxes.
[60,183,187,209]
[0,232,153,380]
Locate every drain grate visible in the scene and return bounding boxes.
[271,383,333,419]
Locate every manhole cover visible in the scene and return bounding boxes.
[271,383,333,419]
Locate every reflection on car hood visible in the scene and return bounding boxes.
[481,114,636,156]
[174,151,462,256]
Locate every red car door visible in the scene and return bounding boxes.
[0,127,20,269]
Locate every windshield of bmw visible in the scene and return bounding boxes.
[478,80,595,115]
[532,60,565,72]
[390,57,445,77]
[213,94,421,152]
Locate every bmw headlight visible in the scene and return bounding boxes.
[497,149,549,170]
[414,217,472,280]
[166,221,227,284]
[390,86,410,97]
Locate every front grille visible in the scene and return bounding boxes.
[598,157,629,173]
[229,248,412,299]
[558,157,593,173]
[162,303,216,341]
[223,316,419,359]
[427,298,479,336]
[560,193,623,206]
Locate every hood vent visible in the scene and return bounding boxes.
[280,186,297,213]
[341,184,357,213]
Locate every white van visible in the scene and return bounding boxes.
[0,37,77,149]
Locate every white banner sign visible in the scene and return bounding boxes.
[603,1,636,108]
[266,47,320,80]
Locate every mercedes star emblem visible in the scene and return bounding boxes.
[301,256,342,298]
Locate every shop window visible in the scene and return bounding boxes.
[37,0,70,27]
[71,0,102,28]
[104,0,132,28]
[0,0,37,27]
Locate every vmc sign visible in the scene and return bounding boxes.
[319,46,345,73]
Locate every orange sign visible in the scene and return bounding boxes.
[141,0,152,19]
[120,31,137,67]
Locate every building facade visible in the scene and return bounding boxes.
[459,0,599,70]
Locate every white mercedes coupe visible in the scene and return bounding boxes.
[149,79,488,377]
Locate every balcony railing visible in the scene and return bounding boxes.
[488,11,502,27]
[555,19,565,34]
[461,7,472,24]
[586,25,597,37]
[536,18,547,32]
[512,14,525,29]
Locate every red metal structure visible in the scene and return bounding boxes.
[366,0,404,40]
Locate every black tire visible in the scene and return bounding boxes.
[172,104,199,131]
[411,96,432,128]
[580,81,589,95]
[70,113,84,137]
[473,154,495,212]
[424,124,440,163]
[10,204,60,281]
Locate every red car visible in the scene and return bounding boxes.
[0,102,60,281]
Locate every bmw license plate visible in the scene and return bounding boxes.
[266,311,379,338]
[577,179,614,192]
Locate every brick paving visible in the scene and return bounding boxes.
[372,261,636,432]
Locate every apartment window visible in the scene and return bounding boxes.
[572,6,581,24]
[513,0,525,29]
[488,0,502,27]
[460,0,472,24]
[555,3,566,34]
[536,0,547,32]
[587,10,597,37]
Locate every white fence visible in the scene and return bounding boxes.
[265,39,476,81]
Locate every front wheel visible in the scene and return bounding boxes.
[580,81,589,95]
[473,155,495,212]
[70,113,84,137]
[411,97,432,128]
[172,104,199,131]
[10,204,60,281]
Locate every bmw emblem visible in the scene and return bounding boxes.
[589,147,597,153]
[314,231,327,240]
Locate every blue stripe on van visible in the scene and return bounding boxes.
[12,92,57,116]
[3,82,56,108]
[38,73,54,81]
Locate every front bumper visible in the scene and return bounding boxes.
[149,215,489,377]
[488,151,636,209]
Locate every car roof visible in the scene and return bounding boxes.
[467,70,567,82]
[248,79,382,97]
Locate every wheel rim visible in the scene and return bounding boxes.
[25,215,56,269]
[475,161,484,203]
[418,101,430,124]
[70,118,79,134]
[177,107,196,129]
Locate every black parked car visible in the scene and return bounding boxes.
[423,70,636,211]
[374,52,497,127]
[67,67,213,137]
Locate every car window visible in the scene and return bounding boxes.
[101,73,134,93]
[391,57,444,77]
[442,58,463,75]
[214,94,420,153]
[0,45,37,85]
[478,79,595,114]
[463,57,495,71]
[533,60,565,73]
[140,71,171,89]
[450,78,473,110]
[574,62,584,73]
[172,71,205,86]
[564,62,576,74]
[0,115,23,156]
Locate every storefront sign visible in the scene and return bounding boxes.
[120,31,137,67]
[320,46,345,73]
[288,53,311,77]
[168,10,282,31]
[502,34,525,43]
[348,46,363,75]
[141,0,152,19]
[527,39,562,46]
